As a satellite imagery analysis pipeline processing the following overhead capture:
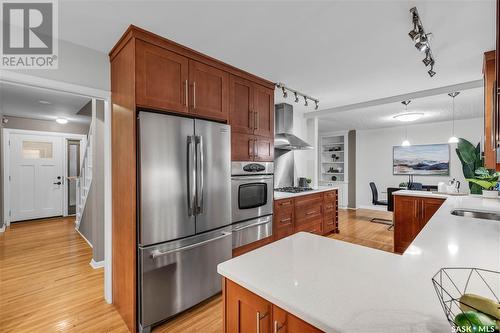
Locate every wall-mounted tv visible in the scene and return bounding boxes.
[393,144,450,175]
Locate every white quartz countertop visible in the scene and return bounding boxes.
[274,186,339,200]
[393,189,463,199]
[218,195,500,332]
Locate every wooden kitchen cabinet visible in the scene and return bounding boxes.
[393,195,445,254]
[230,75,255,134]
[188,60,229,121]
[224,279,323,333]
[483,51,497,169]
[225,279,272,333]
[231,133,255,161]
[253,84,274,138]
[273,306,323,333]
[136,40,189,114]
[273,190,338,242]
[254,136,274,161]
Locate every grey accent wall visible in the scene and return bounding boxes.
[4,116,90,134]
[78,100,105,262]
[348,130,356,208]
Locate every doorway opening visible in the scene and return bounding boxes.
[67,139,81,215]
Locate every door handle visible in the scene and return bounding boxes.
[184,79,188,107]
[254,139,258,159]
[150,232,231,259]
[274,320,285,332]
[254,111,259,130]
[195,135,204,214]
[53,182,62,185]
[249,110,254,130]
[248,139,253,158]
[193,81,196,109]
[187,136,196,216]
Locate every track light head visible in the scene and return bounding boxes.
[282,87,287,98]
[315,101,319,110]
[448,91,460,98]
[294,92,299,103]
[428,68,436,77]
[304,96,308,107]
[415,41,428,52]
[408,29,420,42]
[422,52,432,66]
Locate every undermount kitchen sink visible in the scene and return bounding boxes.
[450,209,500,221]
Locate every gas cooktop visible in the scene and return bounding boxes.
[274,187,314,193]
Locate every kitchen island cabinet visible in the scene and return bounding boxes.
[224,279,323,333]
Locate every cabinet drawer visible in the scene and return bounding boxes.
[323,212,335,233]
[295,193,323,205]
[274,210,293,229]
[295,201,322,222]
[323,201,335,213]
[275,198,293,208]
[274,226,294,241]
[295,219,323,235]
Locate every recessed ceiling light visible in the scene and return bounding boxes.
[56,118,68,124]
[393,112,424,122]
[39,100,51,105]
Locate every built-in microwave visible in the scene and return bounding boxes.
[231,162,273,224]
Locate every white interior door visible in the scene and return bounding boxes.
[10,134,64,222]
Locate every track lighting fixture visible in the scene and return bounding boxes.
[400,100,412,147]
[407,7,436,77]
[275,82,319,110]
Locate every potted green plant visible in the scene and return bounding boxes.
[466,167,499,198]
[455,138,484,194]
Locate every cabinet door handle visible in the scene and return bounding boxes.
[280,217,292,223]
[254,111,259,130]
[193,81,196,109]
[184,79,188,106]
[249,110,254,130]
[249,139,253,158]
[256,311,268,333]
[254,139,258,159]
[306,211,316,216]
[274,320,285,332]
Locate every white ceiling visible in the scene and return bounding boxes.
[57,0,495,110]
[0,83,92,123]
[317,86,483,132]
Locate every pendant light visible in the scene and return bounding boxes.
[401,100,412,146]
[448,92,460,143]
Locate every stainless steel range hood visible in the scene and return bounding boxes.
[274,103,313,150]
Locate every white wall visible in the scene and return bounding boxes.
[356,117,483,209]
[6,39,109,91]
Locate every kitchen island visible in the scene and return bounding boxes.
[217,194,500,332]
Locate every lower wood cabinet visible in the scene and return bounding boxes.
[224,279,323,333]
[274,190,338,241]
[393,195,445,254]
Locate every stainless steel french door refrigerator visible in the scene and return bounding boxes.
[137,111,231,333]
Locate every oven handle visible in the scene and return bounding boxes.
[231,175,273,181]
[233,219,272,232]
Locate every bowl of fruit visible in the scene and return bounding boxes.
[432,268,500,332]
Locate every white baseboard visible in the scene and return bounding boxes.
[357,205,390,212]
[0,225,5,233]
[75,227,93,248]
[90,259,105,269]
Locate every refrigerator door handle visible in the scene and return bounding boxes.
[196,135,204,214]
[187,136,196,216]
[150,231,232,259]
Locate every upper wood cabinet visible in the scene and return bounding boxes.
[189,60,229,121]
[254,84,274,138]
[484,51,498,169]
[394,195,444,254]
[254,136,274,162]
[230,75,255,134]
[136,40,189,114]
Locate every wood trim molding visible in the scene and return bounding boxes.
[109,25,276,90]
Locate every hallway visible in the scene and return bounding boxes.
[0,217,126,332]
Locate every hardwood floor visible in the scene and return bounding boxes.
[0,209,392,332]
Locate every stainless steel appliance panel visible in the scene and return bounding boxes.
[139,112,196,246]
[232,215,272,249]
[231,174,273,223]
[194,119,231,233]
[139,227,232,327]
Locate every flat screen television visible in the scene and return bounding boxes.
[393,144,450,175]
